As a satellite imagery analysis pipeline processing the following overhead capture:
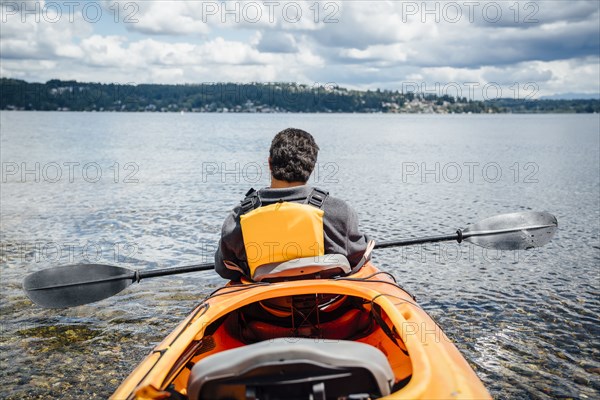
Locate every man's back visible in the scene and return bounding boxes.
[215,185,369,280]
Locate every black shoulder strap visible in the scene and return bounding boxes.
[241,187,328,214]
[239,188,261,215]
[305,187,329,209]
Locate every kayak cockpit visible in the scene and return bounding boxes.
[162,291,413,399]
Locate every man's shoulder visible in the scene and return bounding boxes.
[317,189,357,217]
[325,195,353,208]
[238,185,354,213]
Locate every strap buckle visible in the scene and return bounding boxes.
[307,188,329,209]
[240,188,261,214]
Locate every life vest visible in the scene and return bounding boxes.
[239,188,328,279]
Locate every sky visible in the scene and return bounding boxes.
[1,0,599,99]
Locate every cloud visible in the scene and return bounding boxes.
[304,1,435,49]
[0,0,598,98]
[405,19,599,69]
[0,26,324,84]
[529,57,600,96]
[336,43,411,66]
[256,32,298,53]
[362,57,600,99]
[0,1,91,60]
[79,35,133,67]
[121,1,210,35]
[118,0,328,35]
[302,1,599,69]
[73,35,274,79]
[467,0,600,28]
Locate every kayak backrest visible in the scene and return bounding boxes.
[253,254,351,282]
[187,337,395,400]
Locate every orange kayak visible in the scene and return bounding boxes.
[111,262,491,400]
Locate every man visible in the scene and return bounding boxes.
[215,128,370,281]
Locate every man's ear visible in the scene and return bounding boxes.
[268,157,272,170]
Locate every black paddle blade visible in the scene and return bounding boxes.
[463,211,558,250]
[23,264,135,308]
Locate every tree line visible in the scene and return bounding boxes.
[1,78,598,113]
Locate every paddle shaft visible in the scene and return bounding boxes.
[138,230,463,278]
[374,232,460,249]
[138,262,214,280]
[136,232,461,279]
[375,221,556,250]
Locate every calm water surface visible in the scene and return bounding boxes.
[1,112,599,399]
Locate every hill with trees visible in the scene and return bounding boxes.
[1,78,598,114]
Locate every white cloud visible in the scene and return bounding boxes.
[0,27,324,84]
[122,0,210,35]
[196,37,264,64]
[0,0,91,60]
[79,35,134,67]
[338,43,411,65]
[531,57,600,96]
[147,67,186,82]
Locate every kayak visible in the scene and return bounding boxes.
[23,211,556,398]
[111,261,491,399]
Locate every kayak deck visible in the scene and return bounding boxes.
[112,263,491,399]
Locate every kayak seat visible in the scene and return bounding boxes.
[253,254,351,282]
[187,338,394,400]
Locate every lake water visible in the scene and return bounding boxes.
[1,112,599,399]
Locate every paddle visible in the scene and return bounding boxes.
[23,211,557,308]
[23,262,215,309]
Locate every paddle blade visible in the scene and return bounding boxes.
[463,211,558,250]
[23,264,135,308]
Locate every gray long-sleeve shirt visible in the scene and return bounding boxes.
[215,185,369,280]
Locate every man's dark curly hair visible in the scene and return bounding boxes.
[269,128,319,183]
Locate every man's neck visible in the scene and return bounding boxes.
[270,178,306,189]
